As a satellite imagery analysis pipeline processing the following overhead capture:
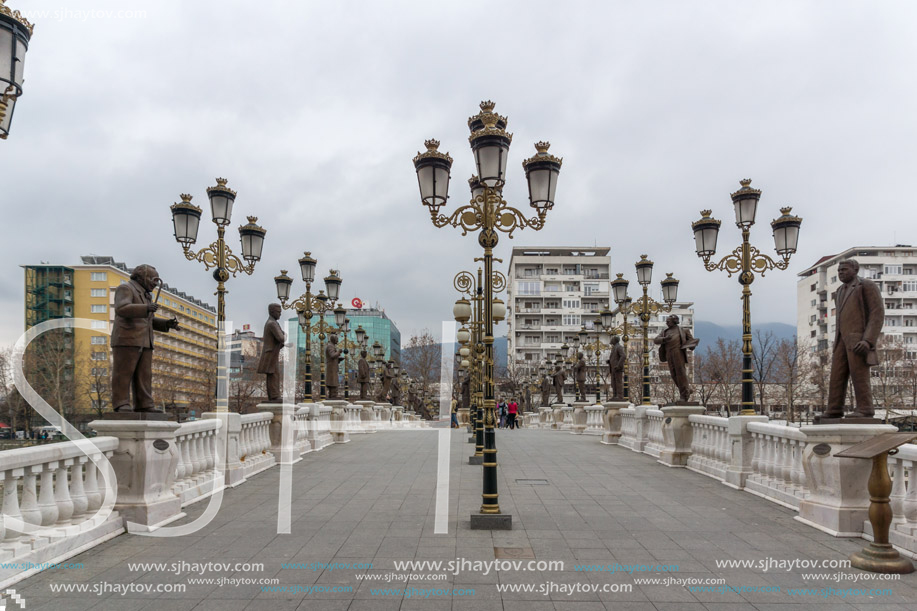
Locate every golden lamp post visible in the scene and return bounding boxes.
[691,179,802,416]
[170,178,266,412]
[413,100,561,527]
[273,258,343,403]
[612,256,679,406]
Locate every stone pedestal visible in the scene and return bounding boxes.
[357,400,376,433]
[551,404,565,430]
[601,401,628,445]
[89,420,184,530]
[796,424,898,537]
[470,513,512,530]
[658,405,706,467]
[631,405,651,452]
[203,412,244,486]
[571,402,589,434]
[538,406,551,429]
[377,402,392,426]
[458,407,470,427]
[261,403,301,464]
[723,415,768,489]
[325,400,351,444]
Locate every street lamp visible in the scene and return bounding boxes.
[274,256,342,403]
[454,267,506,463]
[617,256,679,405]
[0,0,33,140]
[415,100,560,524]
[692,179,802,415]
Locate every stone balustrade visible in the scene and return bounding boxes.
[239,413,275,476]
[644,409,665,458]
[584,405,604,435]
[745,421,809,510]
[0,437,123,587]
[172,419,222,506]
[524,413,540,428]
[686,415,731,480]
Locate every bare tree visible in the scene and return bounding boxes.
[752,330,778,415]
[773,337,803,422]
[22,329,78,424]
[692,350,717,409]
[402,330,441,404]
[707,338,741,414]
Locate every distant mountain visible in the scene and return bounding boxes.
[694,321,797,354]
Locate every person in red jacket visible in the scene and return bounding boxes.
[507,400,518,430]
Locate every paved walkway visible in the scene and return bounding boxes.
[12,427,917,610]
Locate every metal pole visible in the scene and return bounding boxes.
[740,228,755,415]
[303,284,313,403]
[474,269,484,459]
[481,192,499,515]
[641,286,651,405]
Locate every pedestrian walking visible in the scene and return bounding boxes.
[451,396,459,428]
[507,399,518,429]
[498,399,507,428]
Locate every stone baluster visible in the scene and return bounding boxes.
[84,457,102,514]
[791,439,806,495]
[180,434,192,485]
[2,470,23,548]
[53,459,75,528]
[70,458,89,524]
[38,462,59,528]
[903,459,917,534]
[890,457,906,524]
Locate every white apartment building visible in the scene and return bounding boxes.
[506,247,695,394]
[797,245,917,358]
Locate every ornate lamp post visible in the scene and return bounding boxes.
[171,179,266,412]
[581,322,609,404]
[0,0,33,140]
[692,179,802,415]
[273,256,342,403]
[455,268,506,462]
[615,256,679,405]
[314,297,347,400]
[414,101,559,523]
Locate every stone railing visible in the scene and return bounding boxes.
[686,415,730,481]
[301,404,333,451]
[644,409,665,458]
[745,421,808,510]
[0,437,123,588]
[172,419,222,506]
[524,413,540,428]
[584,405,604,435]
[239,413,274,477]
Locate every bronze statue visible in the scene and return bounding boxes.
[111,264,180,413]
[573,352,587,401]
[540,373,551,407]
[607,335,626,401]
[824,259,884,419]
[376,361,394,402]
[653,314,698,403]
[357,349,370,400]
[460,374,471,410]
[325,334,342,399]
[257,303,287,403]
[391,373,403,406]
[552,364,566,404]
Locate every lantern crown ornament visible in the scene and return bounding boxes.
[468,100,513,188]
[170,194,203,246]
[468,100,507,132]
[0,0,32,34]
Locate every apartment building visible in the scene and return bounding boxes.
[797,245,917,357]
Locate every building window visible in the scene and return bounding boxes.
[91,368,108,376]
[810,299,816,307]
[91,304,107,313]
[90,288,107,297]
[562,314,581,326]
[91,336,106,345]
[90,272,107,281]
[584,282,600,296]
[885,265,902,275]
[810,283,816,292]
[91,351,107,361]
[563,283,579,292]
[91,320,108,330]
[518,281,540,296]
[545,268,558,275]
[562,299,580,309]
[810,330,816,338]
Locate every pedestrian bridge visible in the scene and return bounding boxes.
[1,404,916,610]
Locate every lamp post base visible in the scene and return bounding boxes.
[468,455,483,465]
[470,513,512,530]
[850,542,914,574]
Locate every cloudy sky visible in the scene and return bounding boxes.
[2,0,915,347]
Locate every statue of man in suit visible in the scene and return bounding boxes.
[111,264,180,413]
[257,303,286,403]
[325,334,342,399]
[540,372,551,407]
[824,259,884,418]
[607,335,626,401]
[653,315,698,403]
[377,361,394,403]
[573,352,587,401]
[391,373,403,407]
[357,349,370,400]
[461,374,471,410]
[553,364,566,405]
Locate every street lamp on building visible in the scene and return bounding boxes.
[414,101,560,525]
[692,179,802,415]
[274,256,342,403]
[0,0,33,140]
[616,256,679,405]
